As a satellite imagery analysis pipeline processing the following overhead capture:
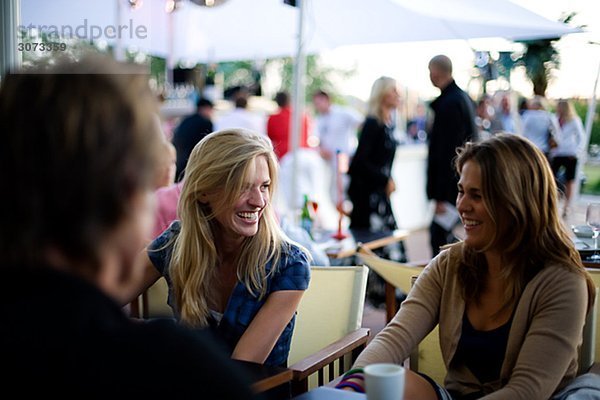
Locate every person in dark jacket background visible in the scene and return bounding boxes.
[172,97,214,182]
[426,54,477,257]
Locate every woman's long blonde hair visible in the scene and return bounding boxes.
[367,76,397,125]
[556,99,576,123]
[454,134,594,313]
[170,129,290,327]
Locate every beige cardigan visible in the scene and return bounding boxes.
[354,243,588,399]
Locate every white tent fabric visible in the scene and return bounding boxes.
[17,0,585,217]
[20,0,581,64]
[20,0,303,63]
[302,0,581,49]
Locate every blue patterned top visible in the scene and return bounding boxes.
[147,220,311,366]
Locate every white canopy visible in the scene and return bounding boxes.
[16,0,586,219]
[20,0,581,64]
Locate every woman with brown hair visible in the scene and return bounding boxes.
[337,134,596,399]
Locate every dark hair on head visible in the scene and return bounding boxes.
[453,133,594,314]
[313,89,329,99]
[275,91,289,108]
[519,97,528,111]
[0,54,163,273]
[235,96,248,109]
[196,97,214,109]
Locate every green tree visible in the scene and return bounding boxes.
[513,13,578,96]
[198,55,356,103]
[19,29,160,79]
[20,30,101,67]
[278,54,356,103]
[218,61,257,88]
[573,99,600,147]
[149,56,167,87]
[515,38,559,96]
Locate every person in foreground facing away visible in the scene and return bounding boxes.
[128,128,311,367]
[336,134,597,399]
[0,55,260,399]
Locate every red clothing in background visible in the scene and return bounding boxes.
[267,106,311,159]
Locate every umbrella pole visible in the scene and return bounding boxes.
[290,0,306,217]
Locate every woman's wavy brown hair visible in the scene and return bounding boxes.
[454,133,594,313]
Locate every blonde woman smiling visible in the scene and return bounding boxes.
[129,129,311,367]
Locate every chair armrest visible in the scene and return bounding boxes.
[405,260,429,268]
[358,243,429,268]
[289,328,370,381]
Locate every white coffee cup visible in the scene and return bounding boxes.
[364,363,405,400]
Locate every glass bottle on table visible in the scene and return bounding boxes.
[586,203,600,261]
[300,194,314,240]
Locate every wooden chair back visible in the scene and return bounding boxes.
[288,265,370,394]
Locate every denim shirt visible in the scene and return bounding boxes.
[148,220,311,366]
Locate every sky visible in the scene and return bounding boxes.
[317,0,600,103]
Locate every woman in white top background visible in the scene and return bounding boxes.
[550,98,586,218]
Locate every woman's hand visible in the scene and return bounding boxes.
[334,375,365,393]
